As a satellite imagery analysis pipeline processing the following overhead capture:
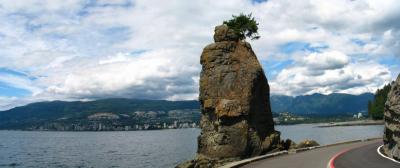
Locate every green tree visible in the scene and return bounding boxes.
[223,13,260,40]
[367,100,372,116]
[368,83,392,120]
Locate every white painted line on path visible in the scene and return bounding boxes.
[377,145,400,164]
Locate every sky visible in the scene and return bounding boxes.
[0,0,399,110]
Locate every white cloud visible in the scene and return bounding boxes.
[0,0,399,109]
[298,51,349,70]
[45,49,199,100]
[0,96,19,111]
[0,73,42,96]
[270,51,392,96]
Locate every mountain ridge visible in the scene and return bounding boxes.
[0,93,374,129]
[270,92,374,116]
[0,93,374,115]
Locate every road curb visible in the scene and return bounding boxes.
[220,137,382,168]
[326,147,353,168]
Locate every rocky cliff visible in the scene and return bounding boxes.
[177,25,280,168]
[383,74,400,161]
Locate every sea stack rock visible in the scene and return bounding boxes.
[383,74,400,161]
[177,25,280,168]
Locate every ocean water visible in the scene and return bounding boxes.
[276,124,384,145]
[0,124,383,168]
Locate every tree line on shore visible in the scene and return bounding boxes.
[368,83,392,120]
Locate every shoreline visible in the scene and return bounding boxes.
[316,120,384,128]
[0,127,200,132]
[0,120,384,131]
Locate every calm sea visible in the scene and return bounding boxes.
[0,124,383,168]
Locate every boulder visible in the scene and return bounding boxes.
[177,25,280,168]
[213,25,239,42]
[383,74,400,161]
[281,139,297,150]
[296,140,320,149]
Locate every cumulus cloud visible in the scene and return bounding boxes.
[270,50,392,96]
[0,0,399,109]
[45,50,199,100]
[298,51,349,70]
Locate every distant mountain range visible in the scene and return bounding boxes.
[270,93,374,116]
[0,99,200,129]
[0,93,374,129]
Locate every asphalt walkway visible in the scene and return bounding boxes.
[332,141,399,168]
[241,139,398,168]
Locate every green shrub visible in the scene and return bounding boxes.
[223,13,260,40]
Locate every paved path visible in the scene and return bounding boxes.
[332,142,399,168]
[241,139,398,168]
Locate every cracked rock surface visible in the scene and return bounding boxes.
[384,74,400,161]
[177,25,280,168]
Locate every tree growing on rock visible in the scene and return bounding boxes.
[223,13,260,41]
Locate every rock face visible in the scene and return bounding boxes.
[384,74,400,161]
[177,25,280,168]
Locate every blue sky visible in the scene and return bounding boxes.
[0,0,399,110]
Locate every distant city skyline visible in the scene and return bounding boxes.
[0,0,399,110]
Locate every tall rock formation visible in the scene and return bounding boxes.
[177,25,280,168]
[384,74,400,161]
